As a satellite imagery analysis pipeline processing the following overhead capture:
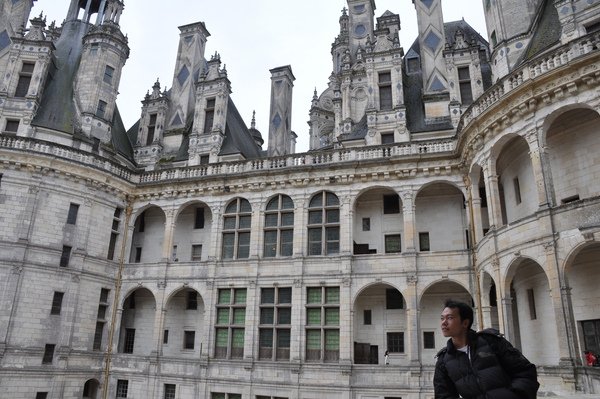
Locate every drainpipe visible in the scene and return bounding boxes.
[102,200,133,399]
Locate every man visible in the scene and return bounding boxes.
[434,299,539,399]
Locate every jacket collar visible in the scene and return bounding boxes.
[445,329,478,354]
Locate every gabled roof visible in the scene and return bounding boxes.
[219,98,262,159]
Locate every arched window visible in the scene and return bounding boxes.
[264,195,294,257]
[222,198,251,259]
[308,192,340,256]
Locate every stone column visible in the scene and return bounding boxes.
[290,279,303,362]
[405,276,420,364]
[111,309,123,352]
[339,278,352,365]
[161,209,176,261]
[293,196,307,257]
[543,241,576,366]
[401,190,416,252]
[483,159,503,228]
[500,296,515,343]
[469,175,484,243]
[208,205,222,260]
[154,282,167,355]
[250,200,263,259]
[525,129,550,209]
[340,194,352,255]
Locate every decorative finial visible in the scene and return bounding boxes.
[342,7,347,16]
[251,111,256,129]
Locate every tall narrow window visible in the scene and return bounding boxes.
[134,247,142,263]
[527,289,537,320]
[107,207,122,260]
[204,98,215,133]
[103,65,115,85]
[4,119,19,134]
[96,100,107,119]
[363,310,372,325]
[222,198,251,259]
[581,319,600,354]
[137,211,146,232]
[15,62,34,97]
[146,113,157,146]
[306,286,340,363]
[116,380,129,398]
[378,71,393,110]
[42,344,55,364]
[67,203,80,225]
[123,328,135,353]
[259,287,292,361]
[215,288,247,359]
[94,288,110,351]
[60,245,72,267]
[308,192,340,256]
[263,195,294,257]
[419,232,430,251]
[50,292,64,315]
[194,207,205,229]
[513,177,522,204]
[164,384,176,399]
[458,66,473,105]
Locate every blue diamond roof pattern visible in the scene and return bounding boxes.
[424,31,441,52]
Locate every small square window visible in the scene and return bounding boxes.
[387,332,404,353]
[116,380,129,398]
[363,309,372,325]
[164,384,176,399]
[383,194,400,214]
[5,119,19,133]
[385,234,401,254]
[184,330,195,350]
[362,218,370,231]
[191,244,202,261]
[423,331,435,349]
[419,232,430,252]
[200,155,210,165]
[381,133,395,144]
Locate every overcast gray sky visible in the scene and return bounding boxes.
[31,0,488,152]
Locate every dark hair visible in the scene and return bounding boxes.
[444,299,474,329]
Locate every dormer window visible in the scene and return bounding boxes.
[147,113,157,145]
[458,66,473,105]
[406,57,420,74]
[204,98,215,133]
[378,72,392,111]
[15,62,34,98]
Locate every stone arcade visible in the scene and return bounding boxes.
[1,0,600,398]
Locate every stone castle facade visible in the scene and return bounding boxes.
[1,0,600,398]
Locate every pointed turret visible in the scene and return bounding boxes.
[74,0,129,142]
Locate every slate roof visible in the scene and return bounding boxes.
[219,98,262,159]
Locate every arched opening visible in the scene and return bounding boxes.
[481,272,499,330]
[506,258,559,365]
[129,206,166,263]
[565,243,600,364]
[547,108,600,204]
[353,283,406,365]
[415,183,467,251]
[82,379,99,399]
[162,288,205,358]
[496,136,536,224]
[420,281,473,365]
[353,187,403,255]
[173,202,213,262]
[118,288,156,356]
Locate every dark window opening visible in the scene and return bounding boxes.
[383,194,400,214]
[93,321,104,350]
[116,380,129,398]
[378,72,393,111]
[42,344,55,364]
[204,98,216,133]
[184,330,195,350]
[134,247,142,263]
[419,232,430,251]
[163,330,169,344]
[104,65,115,85]
[60,245,72,267]
[15,62,34,97]
[67,203,80,225]
[146,113,157,146]
[5,119,19,133]
[123,328,135,353]
[387,332,404,353]
[458,66,473,105]
[164,384,176,399]
[194,207,205,229]
[385,234,402,254]
[187,291,198,310]
[527,289,537,320]
[50,292,64,315]
[362,217,370,231]
[513,177,522,204]
[363,309,372,325]
[423,331,435,349]
[381,132,395,144]
[96,100,107,119]
[386,289,403,309]
[407,57,420,73]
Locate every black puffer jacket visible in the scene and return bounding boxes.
[434,329,539,399]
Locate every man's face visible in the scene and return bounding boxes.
[440,307,469,338]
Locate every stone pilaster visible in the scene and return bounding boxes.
[483,159,503,228]
[405,275,420,364]
[525,129,551,209]
[401,190,416,252]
